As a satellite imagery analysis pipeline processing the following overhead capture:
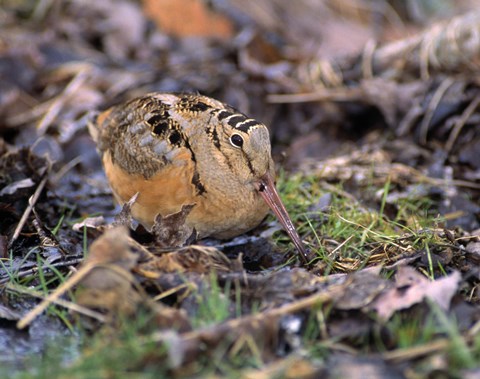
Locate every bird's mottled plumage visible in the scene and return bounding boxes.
[89,93,307,261]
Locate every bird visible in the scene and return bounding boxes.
[88,93,308,263]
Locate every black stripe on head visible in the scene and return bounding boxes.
[235,119,260,132]
[217,110,232,120]
[226,115,247,128]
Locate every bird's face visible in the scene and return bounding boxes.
[219,123,274,186]
[212,114,308,263]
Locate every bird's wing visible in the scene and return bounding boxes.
[88,95,194,179]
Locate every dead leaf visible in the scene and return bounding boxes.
[16,226,139,329]
[101,1,147,60]
[151,204,197,248]
[242,356,325,379]
[72,216,106,232]
[113,192,139,229]
[0,178,35,196]
[143,0,233,39]
[0,304,22,321]
[329,353,405,379]
[371,266,461,320]
[466,241,480,264]
[335,266,389,310]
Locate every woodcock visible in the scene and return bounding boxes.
[88,93,308,263]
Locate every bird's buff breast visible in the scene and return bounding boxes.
[103,152,269,239]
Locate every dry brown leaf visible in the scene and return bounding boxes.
[72,216,106,232]
[100,1,147,60]
[113,192,139,229]
[0,178,35,196]
[329,353,404,379]
[335,266,389,310]
[371,266,461,320]
[152,204,197,248]
[466,241,480,264]
[242,356,325,379]
[143,0,233,39]
[0,304,22,321]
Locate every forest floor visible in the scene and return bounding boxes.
[0,1,479,378]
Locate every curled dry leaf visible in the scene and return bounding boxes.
[151,204,197,248]
[370,266,461,320]
[113,192,139,229]
[0,178,35,196]
[143,0,233,39]
[465,242,480,264]
[0,304,22,321]
[72,216,106,232]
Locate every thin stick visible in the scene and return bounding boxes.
[446,95,480,152]
[17,261,135,329]
[9,175,48,248]
[267,87,362,104]
[7,282,106,323]
[152,284,344,343]
[17,262,95,329]
[51,155,84,184]
[36,68,89,136]
[0,256,84,285]
[418,77,455,144]
[382,338,449,362]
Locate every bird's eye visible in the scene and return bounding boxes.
[230,134,244,148]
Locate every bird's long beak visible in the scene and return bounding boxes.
[256,172,309,264]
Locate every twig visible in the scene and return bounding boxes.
[6,282,106,323]
[419,77,455,144]
[9,174,49,248]
[445,94,480,152]
[0,256,84,285]
[50,155,84,185]
[330,235,355,257]
[296,11,480,87]
[361,39,377,79]
[36,68,89,136]
[17,261,96,329]
[17,260,136,329]
[151,284,343,344]
[267,87,363,103]
[382,338,449,362]
[153,283,190,301]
